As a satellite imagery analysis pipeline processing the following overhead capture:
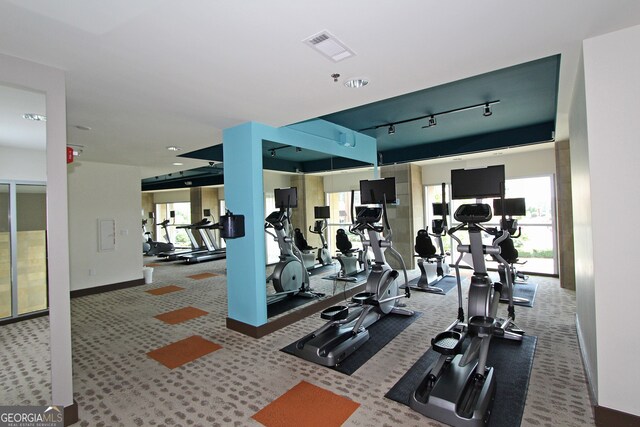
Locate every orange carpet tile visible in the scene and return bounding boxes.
[154,306,208,324]
[145,285,184,296]
[252,380,360,427]
[187,272,219,280]
[146,335,222,369]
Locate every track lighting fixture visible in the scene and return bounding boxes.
[270,149,276,157]
[296,147,302,152]
[361,100,500,134]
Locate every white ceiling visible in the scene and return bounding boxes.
[1,1,639,178]
[0,84,46,151]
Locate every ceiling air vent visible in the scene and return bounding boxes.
[303,30,355,62]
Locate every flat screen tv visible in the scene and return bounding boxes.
[314,206,330,219]
[359,177,397,205]
[274,187,298,209]
[493,197,526,216]
[450,165,505,200]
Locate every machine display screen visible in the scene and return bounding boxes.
[450,165,505,200]
[360,177,397,204]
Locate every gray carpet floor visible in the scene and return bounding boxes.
[0,259,594,427]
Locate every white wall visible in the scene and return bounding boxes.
[153,189,190,204]
[422,146,556,185]
[68,161,143,291]
[580,25,640,416]
[263,170,292,194]
[323,169,375,193]
[0,146,46,181]
[569,53,599,401]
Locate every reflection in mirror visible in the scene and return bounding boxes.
[0,82,49,406]
[261,140,374,320]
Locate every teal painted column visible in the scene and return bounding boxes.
[222,123,267,326]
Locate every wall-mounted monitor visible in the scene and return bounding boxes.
[314,206,330,219]
[274,187,298,209]
[359,177,397,205]
[450,165,505,200]
[493,197,526,216]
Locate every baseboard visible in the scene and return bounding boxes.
[594,405,640,427]
[227,283,367,338]
[575,314,598,411]
[0,309,48,326]
[70,278,146,298]
[64,400,79,426]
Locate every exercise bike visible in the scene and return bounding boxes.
[293,227,322,271]
[293,177,413,367]
[492,198,530,305]
[265,187,323,305]
[410,183,453,294]
[309,206,333,267]
[333,194,369,281]
[409,166,523,427]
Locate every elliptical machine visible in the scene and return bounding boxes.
[409,166,524,427]
[410,183,453,294]
[144,212,175,256]
[293,177,413,367]
[265,187,323,305]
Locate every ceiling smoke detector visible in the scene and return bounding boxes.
[303,30,355,62]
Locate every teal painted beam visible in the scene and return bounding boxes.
[223,121,377,327]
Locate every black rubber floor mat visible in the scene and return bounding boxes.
[385,334,537,427]
[502,282,538,308]
[322,270,369,283]
[405,275,458,295]
[282,311,423,375]
[307,263,339,277]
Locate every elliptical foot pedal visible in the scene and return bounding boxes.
[352,292,375,304]
[320,305,349,321]
[431,330,464,355]
[468,316,496,336]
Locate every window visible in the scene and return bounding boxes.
[424,175,557,275]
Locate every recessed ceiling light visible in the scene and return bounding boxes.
[166,146,181,151]
[172,162,183,166]
[74,125,92,131]
[22,113,46,122]
[344,78,368,88]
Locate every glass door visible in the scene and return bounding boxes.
[0,182,47,320]
[0,183,10,318]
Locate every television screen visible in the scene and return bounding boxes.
[432,203,449,216]
[493,197,526,216]
[359,177,397,204]
[450,165,505,200]
[314,206,330,219]
[274,187,298,209]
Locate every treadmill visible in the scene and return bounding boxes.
[180,221,226,263]
[156,218,210,261]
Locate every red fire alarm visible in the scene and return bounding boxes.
[67,146,74,164]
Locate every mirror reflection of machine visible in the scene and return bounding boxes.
[264,187,323,304]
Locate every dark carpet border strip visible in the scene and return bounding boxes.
[595,405,640,427]
[227,283,367,338]
[70,278,145,299]
[0,309,49,326]
[64,400,79,426]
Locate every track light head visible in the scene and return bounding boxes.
[296,147,302,152]
[270,149,276,157]
[388,124,395,135]
[483,103,492,117]
[428,115,437,127]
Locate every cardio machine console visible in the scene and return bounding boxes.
[453,203,492,224]
[265,210,287,228]
[356,207,382,224]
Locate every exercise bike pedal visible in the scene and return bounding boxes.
[468,316,496,336]
[320,305,349,321]
[431,330,465,355]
